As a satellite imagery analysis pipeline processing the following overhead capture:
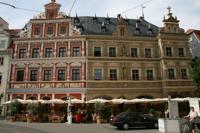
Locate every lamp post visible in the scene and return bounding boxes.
[67,96,72,124]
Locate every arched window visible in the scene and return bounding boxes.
[42,96,51,100]
[28,96,37,100]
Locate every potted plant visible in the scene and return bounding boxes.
[26,103,38,122]
[9,101,21,122]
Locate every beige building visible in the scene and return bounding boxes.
[0,18,10,107]
[85,8,195,100]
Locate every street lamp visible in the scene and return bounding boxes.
[67,96,72,124]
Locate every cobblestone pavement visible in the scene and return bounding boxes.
[0,121,160,133]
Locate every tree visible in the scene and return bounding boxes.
[192,57,200,95]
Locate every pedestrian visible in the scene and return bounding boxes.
[185,106,198,133]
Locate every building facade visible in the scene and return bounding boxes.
[85,9,195,99]
[0,18,10,107]
[7,0,86,101]
[5,1,195,102]
[187,29,200,58]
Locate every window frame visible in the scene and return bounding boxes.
[132,69,139,80]
[181,68,188,79]
[109,47,116,57]
[32,48,40,58]
[58,47,67,57]
[43,69,52,81]
[19,49,27,59]
[57,69,66,81]
[178,48,185,57]
[168,68,175,79]
[45,48,53,58]
[166,47,172,57]
[72,68,80,80]
[72,47,80,57]
[16,70,24,81]
[109,69,117,80]
[131,48,138,57]
[94,68,102,80]
[30,70,38,81]
[145,48,152,58]
[94,47,101,57]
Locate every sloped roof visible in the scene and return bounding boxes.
[186,29,200,41]
[72,16,159,37]
[4,29,21,38]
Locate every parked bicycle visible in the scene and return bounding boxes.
[181,117,200,133]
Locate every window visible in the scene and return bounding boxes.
[59,47,66,57]
[94,69,102,80]
[72,69,80,80]
[147,70,153,80]
[60,26,66,35]
[72,47,80,57]
[32,48,40,58]
[47,27,53,35]
[19,49,27,58]
[145,48,152,58]
[94,47,101,57]
[45,48,53,58]
[16,70,24,81]
[110,69,117,80]
[178,48,184,57]
[0,75,1,86]
[44,70,52,81]
[34,27,41,36]
[0,57,3,65]
[109,47,116,57]
[0,40,6,49]
[132,70,139,80]
[58,69,65,81]
[168,69,175,79]
[166,47,172,57]
[30,70,38,81]
[181,69,187,79]
[131,48,138,57]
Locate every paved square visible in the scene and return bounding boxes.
[0,121,160,133]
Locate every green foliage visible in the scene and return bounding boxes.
[94,102,111,120]
[9,101,21,115]
[192,57,200,95]
[27,103,39,114]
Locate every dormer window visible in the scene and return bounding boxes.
[93,14,98,23]
[120,27,125,36]
[101,22,106,32]
[135,28,140,34]
[74,16,80,24]
[77,24,84,32]
[105,18,110,25]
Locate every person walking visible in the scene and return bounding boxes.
[185,107,198,133]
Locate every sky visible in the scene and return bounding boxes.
[0,0,199,30]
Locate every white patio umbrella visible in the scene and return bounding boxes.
[86,98,110,103]
[130,98,153,103]
[48,99,66,104]
[38,99,50,104]
[111,98,131,104]
[70,98,83,104]
[3,101,11,105]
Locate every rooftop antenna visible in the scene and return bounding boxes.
[141,4,146,18]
